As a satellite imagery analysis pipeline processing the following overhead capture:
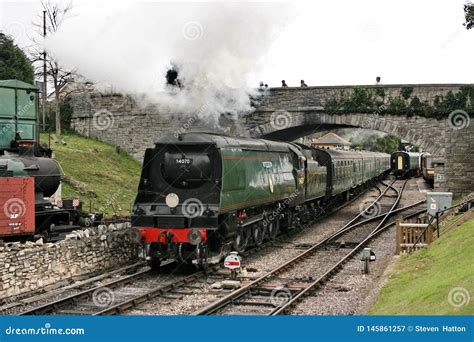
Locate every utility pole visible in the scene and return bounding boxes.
[42,10,47,132]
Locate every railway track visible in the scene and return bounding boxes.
[14,259,191,316]
[17,266,156,315]
[193,180,423,315]
[17,180,424,316]
[15,180,377,315]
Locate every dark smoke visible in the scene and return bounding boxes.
[166,66,182,88]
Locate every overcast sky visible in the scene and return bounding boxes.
[0,0,472,87]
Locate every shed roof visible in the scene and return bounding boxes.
[0,79,38,91]
[313,132,351,146]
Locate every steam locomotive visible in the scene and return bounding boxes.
[132,133,391,267]
[0,80,82,241]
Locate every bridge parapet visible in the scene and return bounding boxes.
[254,84,470,112]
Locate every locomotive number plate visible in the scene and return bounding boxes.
[175,158,193,165]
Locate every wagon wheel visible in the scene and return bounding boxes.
[232,228,248,253]
[40,228,52,242]
[252,223,265,246]
[267,219,280,240]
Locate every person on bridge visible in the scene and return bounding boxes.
[376,76,382,85]
[300,80,308,87]
[282,80,288,87]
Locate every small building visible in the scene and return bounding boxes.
[312,132,352,150]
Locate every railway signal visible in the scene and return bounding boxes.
[224,252,242,279]
[361,247,376,274]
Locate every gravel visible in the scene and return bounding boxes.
[4,178,428,316]
[290,178,426,315]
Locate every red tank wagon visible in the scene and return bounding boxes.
[0,177,35,238]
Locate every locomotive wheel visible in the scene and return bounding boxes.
[150,259,161,270]
[267,219,280,240]
[232,228,248,253]
[252,223,265,246]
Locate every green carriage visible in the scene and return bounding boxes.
[0,80,38,150]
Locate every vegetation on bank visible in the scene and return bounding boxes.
[369,218,474,315]
[0,33,34,83]
[324,85,474,119]
[40,132,141,217]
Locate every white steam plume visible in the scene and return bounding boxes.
[45,1,295,126]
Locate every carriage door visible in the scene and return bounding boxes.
[397,155,403,171]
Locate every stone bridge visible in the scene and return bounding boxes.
[70,84,473,196]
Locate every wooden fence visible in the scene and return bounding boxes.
[396,221,434,254]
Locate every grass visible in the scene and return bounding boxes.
[369,218,474,315]
[40,132,141,217]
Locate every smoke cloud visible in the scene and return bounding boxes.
[45,1,295,126]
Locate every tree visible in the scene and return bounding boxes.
[0,33,34,83]
[31,0,74,136]
[353,134,401,154]
[465,3,473,30]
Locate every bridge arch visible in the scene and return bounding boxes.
[243,110,447,156]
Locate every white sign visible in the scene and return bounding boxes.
[224,252,241,270]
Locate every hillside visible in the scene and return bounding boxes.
[369,218,474,315]
[40,132,142,217]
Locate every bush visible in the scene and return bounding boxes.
[324,85,473,119]
[387,96,407,114]
[400,86,414,100]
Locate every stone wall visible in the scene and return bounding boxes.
[70,93,214,161]
[254,84,467,111]
[445,124,473,197]
[0,223,139,300]
[433,159,446,192]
